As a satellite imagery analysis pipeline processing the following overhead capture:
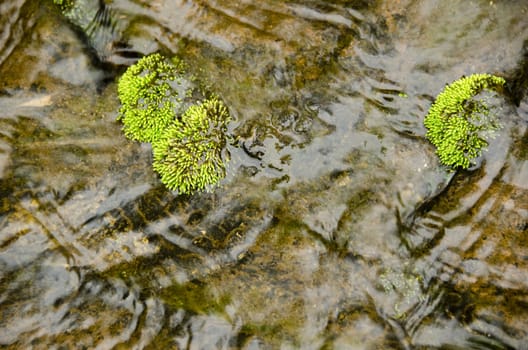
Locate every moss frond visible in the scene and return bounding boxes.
[152,97,231,194]
[53,0,73,11]
[424,73,505,169]
[117,53,190,143]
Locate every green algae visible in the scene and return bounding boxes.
[159,281,231,316]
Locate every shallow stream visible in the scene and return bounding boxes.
[1,0,528,349]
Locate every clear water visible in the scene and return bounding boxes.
[1,0,528,349]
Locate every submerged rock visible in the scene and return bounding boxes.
[53,0,140,65]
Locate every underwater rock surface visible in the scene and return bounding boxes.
[0,0,528,348]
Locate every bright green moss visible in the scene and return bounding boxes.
[117,53,191,143]
[424,73,505,169]
[152,97,231,194]
[116,53,232,194]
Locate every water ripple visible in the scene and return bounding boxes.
[0,0,37,69]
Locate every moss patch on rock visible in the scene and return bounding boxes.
[116,53,232,195]
[424,74,505,169]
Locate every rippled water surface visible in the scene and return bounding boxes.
[1,0,528,349]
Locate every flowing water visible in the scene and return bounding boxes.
[1,0,528,349]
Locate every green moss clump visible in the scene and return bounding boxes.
[424,73,505,169]
[152,97,231,194]
[53,0,72,10]
[116,53,232,194]
[117,53,190,143]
